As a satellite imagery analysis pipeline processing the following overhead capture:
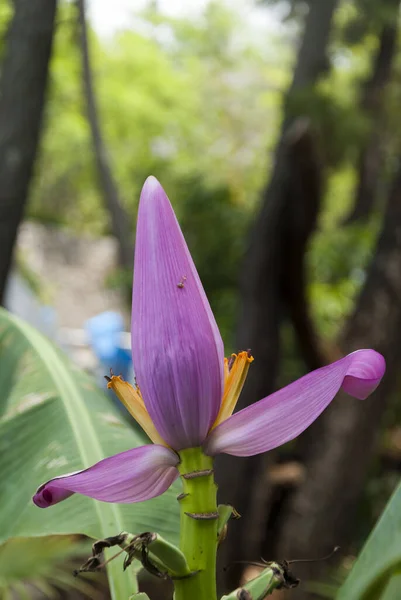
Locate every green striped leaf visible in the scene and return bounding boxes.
[337,480,401,600]
[0,309,180,599]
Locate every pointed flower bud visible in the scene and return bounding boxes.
[131,177,224,449]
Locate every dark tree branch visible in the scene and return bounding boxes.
[289,0,335,92]
[76,0,132,271]
[238,0,337,424]
[0,0,57,304]
[279,120,324,372]
[345,0,399,223]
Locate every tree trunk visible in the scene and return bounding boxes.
[278,163,401,598]
[76,0,132,271]
[237,0,339,415]
[345,0,398,223]
[0,0,57,304]
[217,0,339,589]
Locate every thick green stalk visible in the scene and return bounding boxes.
[174,447,218,600]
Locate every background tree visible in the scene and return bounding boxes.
[76,0,132,272]
[218,0,401,594]
[344,0,399,223]
[0,0,57,304]
[271,3,401,595]
[217,0,338,586]
[278,154,401,598]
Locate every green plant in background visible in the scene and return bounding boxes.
[15,253,53,305]
[24,0,391,362]
[308,219,379,339]
[0,536,100,599]
[0,304,180,598]
[30,1,280,235]
[337,477,401,600]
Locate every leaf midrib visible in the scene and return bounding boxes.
[5,312,137,596]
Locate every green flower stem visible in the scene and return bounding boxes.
[174,447,218,600]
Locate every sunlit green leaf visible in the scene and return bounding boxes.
[337,479,401,600]
[0,536,100,599]
[0,309,180,598]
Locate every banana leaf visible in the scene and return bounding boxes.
[0,309,180,599]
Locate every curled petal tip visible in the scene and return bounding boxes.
[33,445,180,508]
[33,484,74,508]
[342,349,385,399]
[204,349,386,457]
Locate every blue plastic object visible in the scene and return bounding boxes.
[85,311,132,384]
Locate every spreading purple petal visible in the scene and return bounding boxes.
[204,349,385,457]
[132,177,224,449]
[33,445,179,508]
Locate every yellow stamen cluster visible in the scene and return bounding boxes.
[108,350,253,445]
[106,375,167,446]
[211,351,254,429]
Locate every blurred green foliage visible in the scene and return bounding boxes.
[0,308,182,597]
[309,218,379,338]
[0,536,101,599]
[23,0,390,350]
[337,475,401,600]
[0,0,393,349]
[26,1,291,346]
[30,1,284,231]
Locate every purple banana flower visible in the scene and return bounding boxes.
[34,177,386,509]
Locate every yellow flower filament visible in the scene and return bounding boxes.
[212,351,254,429]
[107,375,167,446]
[108,350,253,445]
